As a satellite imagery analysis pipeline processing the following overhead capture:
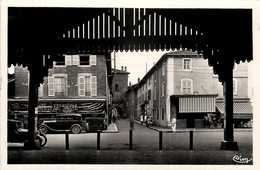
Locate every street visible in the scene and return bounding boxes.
[8,118,253,164]
[43,118,252,151]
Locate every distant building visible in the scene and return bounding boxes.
[125,84,137,119]
[131,50,252,128]
[111,66,130,118]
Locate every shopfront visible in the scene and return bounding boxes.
[171,94,218,128]
[216,99,253,128]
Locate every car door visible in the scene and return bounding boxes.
[54,116,66,130]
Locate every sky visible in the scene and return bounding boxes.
[113,51,166,85]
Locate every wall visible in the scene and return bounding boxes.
[173,57,249,99]
[14,66,29,97]
[14,55,108,99]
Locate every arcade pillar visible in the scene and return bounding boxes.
[24,69,41,150]
[220,59,239,150]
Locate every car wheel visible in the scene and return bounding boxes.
[39,126,48,134]
[71,125,81,134]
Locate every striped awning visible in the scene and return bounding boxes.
[173,95,217,113]
[216,102,253,119]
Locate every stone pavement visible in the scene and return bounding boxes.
[7,149,253,165]
[6,118,254,166]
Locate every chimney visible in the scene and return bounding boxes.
[138,77,140,83]
[129,81,131,86]
[121,66,124,71]
[125,66,127,71]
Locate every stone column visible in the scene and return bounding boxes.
[24,69,41,150]
[220,59,239,150]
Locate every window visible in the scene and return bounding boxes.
[162,108,165,120]
[154,72,157,82]
[55,56,65,66]
[157,108,159,120]
[48,75,67,96]
[60,55,96,66]
[181,79,193,94]
[115,84,119,91]
[162,63,165,75]
[154,87,156,100]
[80,55,90,65]
[79,55,96,66]
[148,90,151,101]
[78,74,97,96]
[55,77,66,93]
[233,79,238,94]
[183,58,192,71]
[162,82,165,97]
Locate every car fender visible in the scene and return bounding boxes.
[39,124,55,132]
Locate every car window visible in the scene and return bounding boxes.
[56,115,82,121]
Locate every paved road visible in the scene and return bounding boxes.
[8,118,253,164]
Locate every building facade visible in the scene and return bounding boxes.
[132,50,252,128]
[9,54,112,130]
[125,84,137,119]
[111,66,130,118]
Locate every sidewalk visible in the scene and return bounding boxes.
[133,119,253,133]
[102,123,118,133]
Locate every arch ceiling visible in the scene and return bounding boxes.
[8,8,252,83]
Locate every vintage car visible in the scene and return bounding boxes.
[8,119,47,147]
[39,114,89,134]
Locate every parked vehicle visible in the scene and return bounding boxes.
[39,113,89,134]
[8,119,47,147]
[146,117,155,127]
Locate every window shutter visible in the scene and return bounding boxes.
[90,55,96,65]
[65,55,72,66]
[72,55,79,65]
[48,77,54,96]
[91,76,97,96]
[79,76,85,96]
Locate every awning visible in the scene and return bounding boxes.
[172,94,218,113]
[216,102,253,119]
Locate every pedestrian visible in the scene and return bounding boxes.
[171,117,176,132]
[144,114,147,124]
[140,114,144,125]
[130,114,134,130]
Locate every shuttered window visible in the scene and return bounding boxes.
[48,75,67,96]
[181,79,193,94]
[55,77,66,93]
[78,75,97,96]
[48,77,54,96]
